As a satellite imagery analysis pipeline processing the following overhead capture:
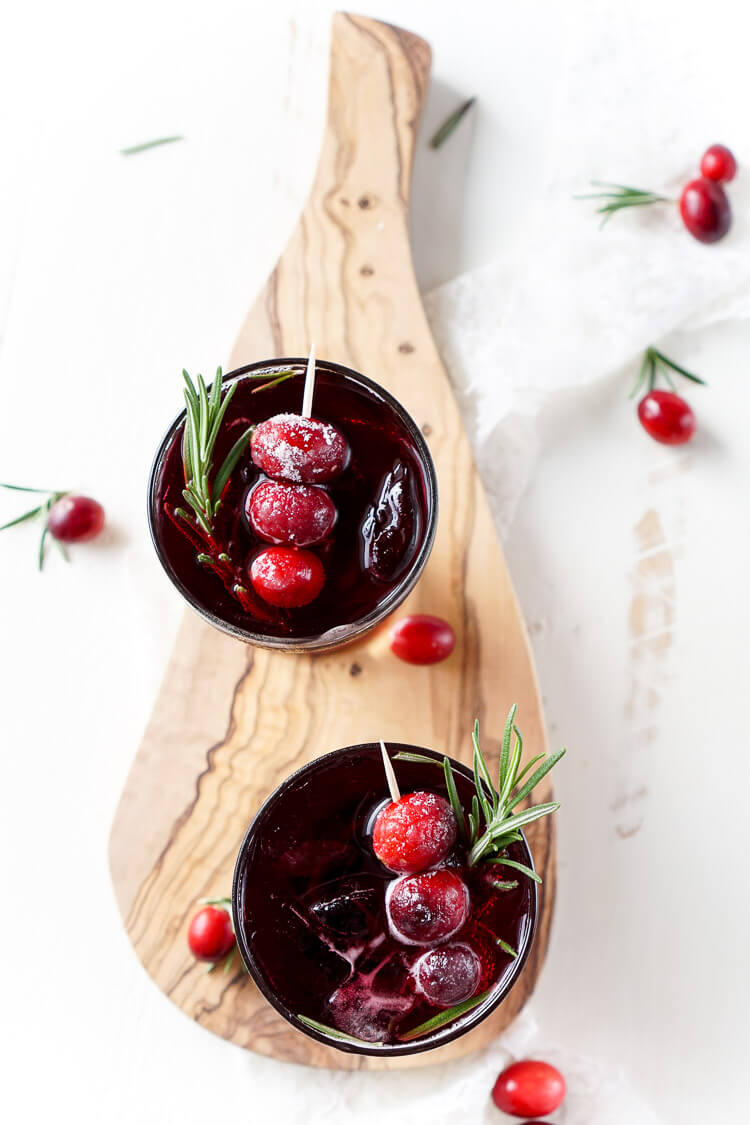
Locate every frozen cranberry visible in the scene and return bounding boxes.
[700,143,737,183]
[414,943,481,1006]
[491,1060,566,1118]
[386,869,469,945]
[47,495,105,542]
[390,614,455,665]
[637,390,695,445]
[373,791,457,874]
[251,414,350,484]
[187,905,235,962]
[249,546,326,608]
[246,480,337,547]
[679,177,731,243]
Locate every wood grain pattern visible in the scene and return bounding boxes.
[109,12,555,1070]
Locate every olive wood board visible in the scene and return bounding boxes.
[109,11,555,1071]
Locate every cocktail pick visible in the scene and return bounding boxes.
[380,739,401,803]
[301,344,316,418]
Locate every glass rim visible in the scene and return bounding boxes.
[231,742,539,1057]
[147,358,439,652]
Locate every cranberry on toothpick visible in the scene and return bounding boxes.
[246,479,337,547]
[249,546,326,608]
[700,143,737,183]
[386,869,470,945]
[413,944,481,1006]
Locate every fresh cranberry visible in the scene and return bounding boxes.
[390,614,455,665]
[700,143,737,183]
[491,1060,566,1118]
[46,495,105,542]
[251,414,350,484]
[187,905,235,962]
[637,390,695,445]
[373,791,457,874]
[246,480,337,547]
[386,869,469,945]
[249,546,326,608]
[679,177,731,242]
[414,943,481,1006]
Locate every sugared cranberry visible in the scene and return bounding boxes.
[249,546,326,608]
[491,1060,566,1118]
[390,614,455,665]
[700,143,737,183]
[414,943,481,1006]
[637,390,695,445]
[47,495,105,542]
[386,869,469,945]
[251,414,350,484]
[679,177,731,243]
[187,905,235,962]
[246,480,337,547]
[373,791,457,874]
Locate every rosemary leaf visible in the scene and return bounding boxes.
[393,751,439,765]
[509,747,566,810]
[444,756,468,843]
[212,425,255,511]
[120,135,184,156]
[399,989,490,1040]
[297,1014,383,1048]
[487,856,541,884]
[0,504,43,531]
[429,97,476,149]
[496,938,518,958]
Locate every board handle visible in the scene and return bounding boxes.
[314,14,432,213]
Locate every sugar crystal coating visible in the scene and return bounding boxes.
[386,869,470,946]
[251,413,350,484]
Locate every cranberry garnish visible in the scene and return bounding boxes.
[679,177,731,243]
[390,614,455,665]
[491,1060,566,1118]
[249,546,326,608]
[386,869,469,946]
[637,390,695,445]
[251,413,350,484]
[187,904,235,962]
[47,495,105,542]
[373,791,457,874]
[246,480,337,547]
[414,943,481,1006]
[700,143,737,183]
[360,459,416,582]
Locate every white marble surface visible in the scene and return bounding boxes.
[1,1,749,1122]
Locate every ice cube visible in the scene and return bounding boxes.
[327,977,416,1044]
[305,875,382,941]
[359,459,416,582]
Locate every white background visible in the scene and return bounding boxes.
[1,1,748,1122]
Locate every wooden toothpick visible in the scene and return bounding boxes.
[380,740,401,803]
[301,344,316,418]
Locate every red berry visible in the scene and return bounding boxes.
[491,1060,566,1118]
[637,390,695,445]
[187,905,235,962]
[249,546,326,608]
[386,869,469,945]
[47,495,105,542]
[373,791,457,874]
[390,614,455,665]
[679,177,731,243]
[246,480,337,547]
[414,943,481,1006]
[700,143,737,183]
[251,413,350,484]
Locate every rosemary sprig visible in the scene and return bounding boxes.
[399,989,491,1041]
[467,710,564,867]
[495,938,518,958]
[296,1014,384,1049]
[430,97,476,149]
[0,483,68,570]
[576,180,670,227]
[630,346,706,399]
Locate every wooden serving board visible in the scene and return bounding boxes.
[109,12,555,1070]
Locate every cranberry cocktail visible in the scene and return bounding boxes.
[149,359,437,650]
[232,717,562,1055]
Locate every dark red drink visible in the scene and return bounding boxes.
[148,359,437,651]
[232,745,537,1056]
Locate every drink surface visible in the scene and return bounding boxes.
[235,746,535,1049]
[151,364,432,641]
